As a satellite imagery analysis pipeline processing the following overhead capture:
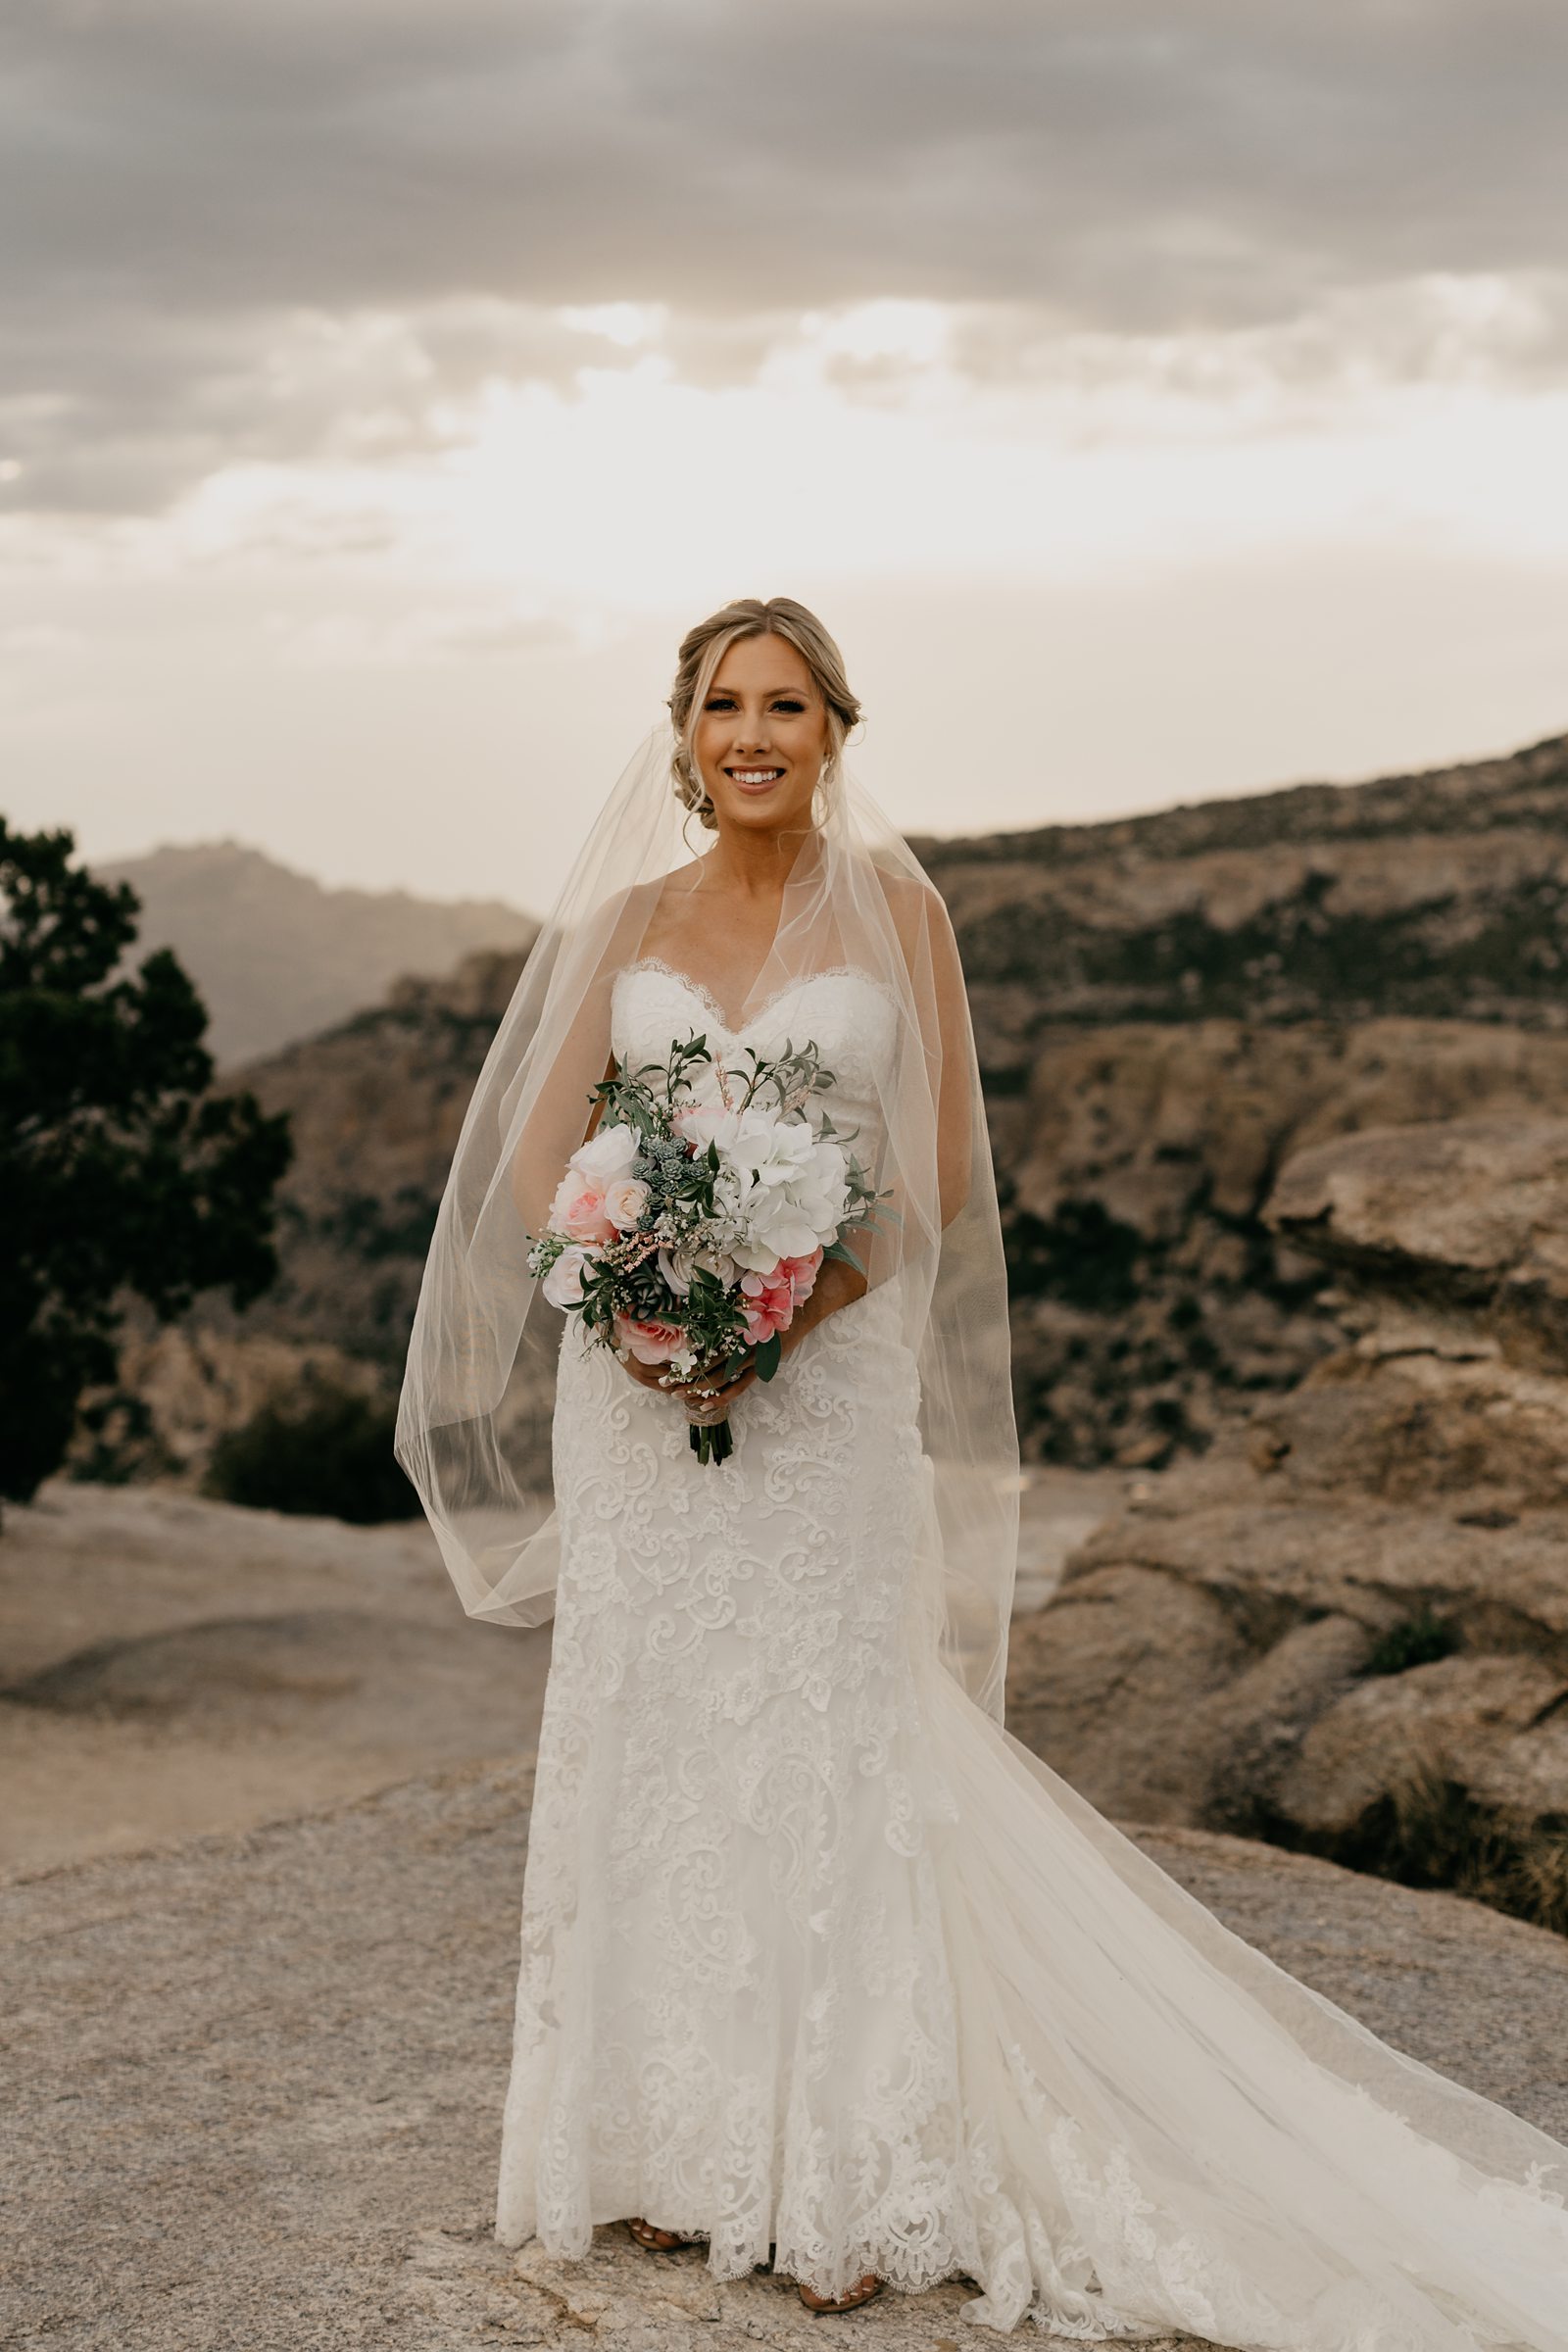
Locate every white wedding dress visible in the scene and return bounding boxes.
[494,961,1568,2348]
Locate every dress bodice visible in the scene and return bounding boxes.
[610,959,901,1152]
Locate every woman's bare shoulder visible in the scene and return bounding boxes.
[584,862,701,932]
[625,859,707,948]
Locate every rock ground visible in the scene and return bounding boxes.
[0,1481,553,1878]
[0,1471,1113,1880]
[7,1755,1568,2352]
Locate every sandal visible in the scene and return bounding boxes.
[799,2273,883,2314]
[627,2216,702,2251]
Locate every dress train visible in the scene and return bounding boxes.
[915,1652,1568,2346]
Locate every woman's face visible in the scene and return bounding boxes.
[691,633,828,837]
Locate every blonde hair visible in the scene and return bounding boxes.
[667,596,861,829]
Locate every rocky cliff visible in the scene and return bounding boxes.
[77,725,1568,1487]
[1005,1112,1568,1933]
[913,726,1568,1466]
[912,727,1568,1043]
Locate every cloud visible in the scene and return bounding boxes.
[266,603,578,665]
[3,0,1566,512]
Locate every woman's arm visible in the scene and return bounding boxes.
[916,878,973,1232]
[506,989,614,1238]
[781,1250,868,1350]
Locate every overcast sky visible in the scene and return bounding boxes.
[3,0,1567,908]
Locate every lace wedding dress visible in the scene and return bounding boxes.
[494,961,1568,2348]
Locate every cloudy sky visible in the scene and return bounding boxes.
[3,0,1567,908]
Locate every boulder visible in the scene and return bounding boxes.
[1268,1115,1568,1364]
[1004,1114,1568,1928]
[1278,1653,1568,1841]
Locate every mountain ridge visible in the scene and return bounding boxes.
[97,837,537,1066]
[908,727,1568,868]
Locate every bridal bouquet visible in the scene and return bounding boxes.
[527,1032,884,1463]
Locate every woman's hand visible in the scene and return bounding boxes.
[615,1254,868,1420]
[617,1348,758,1425]
[675,1354,759,1426]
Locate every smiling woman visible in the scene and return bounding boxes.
[396,592,1568,2340]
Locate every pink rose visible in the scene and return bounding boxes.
[603,1175,651,1232]
[740,1266,797,1347]
[550,1125,639,1245]
[551,1179,616,1245]
[613,1313,688,1366]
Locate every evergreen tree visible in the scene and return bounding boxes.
[1,817,292,1505]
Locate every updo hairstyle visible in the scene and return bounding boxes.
[666,596,861,829]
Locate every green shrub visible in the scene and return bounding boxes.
[204,1382,418,1525]
[1364,1603,1461,1677]
[69,1391,177,1487]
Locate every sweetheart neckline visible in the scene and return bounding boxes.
[613,956,900,1038]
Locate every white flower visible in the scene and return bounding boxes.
[659,1241,738,1298]
[657,1243,696,1298]
[672,1101,743,1154]
[670,1097,852,1273]
[603,1175,651,1231]
[542,1243,593,1308]
[723,1121,851,1271]
[569,1123,640,1186]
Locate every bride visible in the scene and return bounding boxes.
[397,596,1568,2345]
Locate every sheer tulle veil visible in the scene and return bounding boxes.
[395,712,1021,1719]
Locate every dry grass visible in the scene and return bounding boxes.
[1354,1757,1568,1937]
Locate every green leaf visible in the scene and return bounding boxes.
[754,1333,783,1382]
[824,1237,864,1270]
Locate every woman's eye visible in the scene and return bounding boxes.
[704,697,807,712]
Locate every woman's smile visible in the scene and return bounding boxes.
[693,631,827,831]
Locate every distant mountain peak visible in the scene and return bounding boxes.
[96,840,537,1068]
[105,836,530,910]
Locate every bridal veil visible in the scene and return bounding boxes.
[395,713,1022,1720]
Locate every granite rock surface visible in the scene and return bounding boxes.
[6,1756,1568,2351]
